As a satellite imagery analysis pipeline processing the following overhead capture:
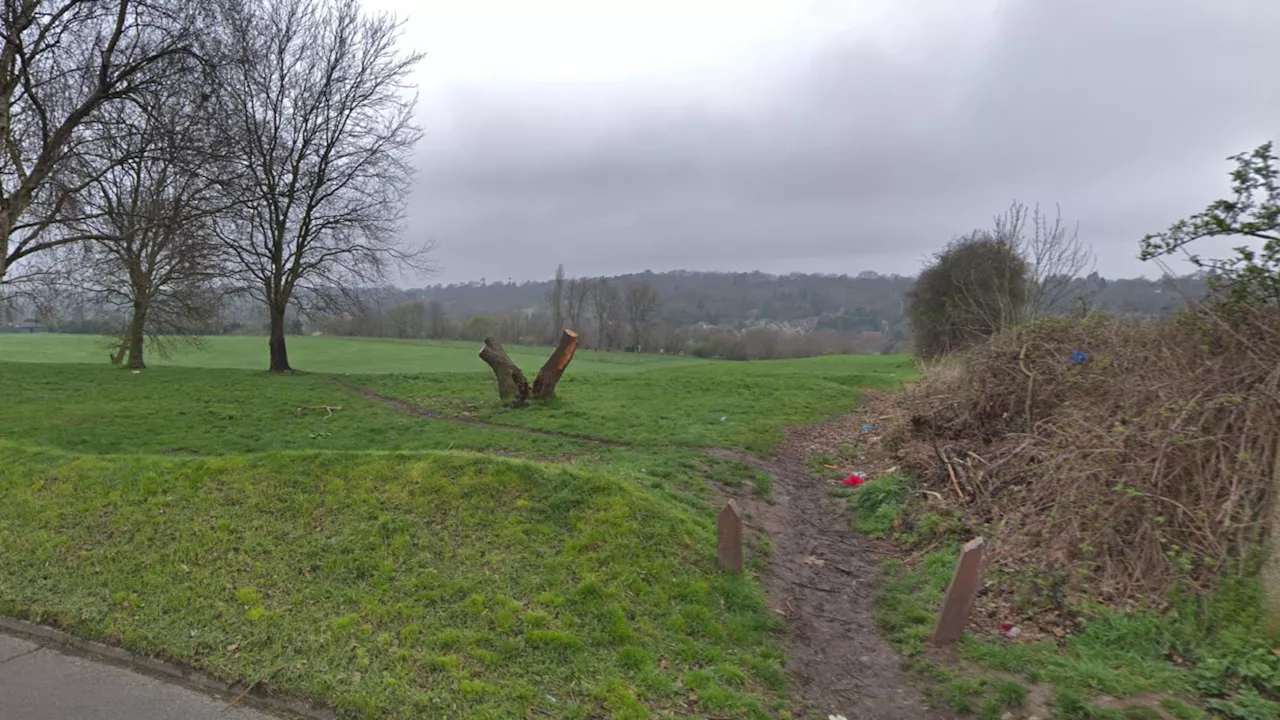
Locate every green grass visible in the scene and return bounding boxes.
[0,362,592,456]
[0,443,786,719]
[848,475,1280,720]
[354,354,913,454]
[0,333,704,374]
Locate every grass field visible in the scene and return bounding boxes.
[0,333,705,374]
[0,335,907,718]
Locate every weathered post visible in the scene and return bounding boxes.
[932,536,986,645]
[718,500,743,574]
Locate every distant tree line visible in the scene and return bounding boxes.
[11,261,1209,361]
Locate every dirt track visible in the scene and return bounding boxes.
[712,415,947,719]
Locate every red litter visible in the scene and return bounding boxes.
[843,475,865,486]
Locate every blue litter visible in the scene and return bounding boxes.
[1069,350,1089,366]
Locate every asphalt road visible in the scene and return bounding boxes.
[0,632,278,720]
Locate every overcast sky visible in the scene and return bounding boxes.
[363,0,1280,286]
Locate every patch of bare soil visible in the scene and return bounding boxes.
[710,413,950,720]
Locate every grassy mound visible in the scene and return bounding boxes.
[0,444,785,719]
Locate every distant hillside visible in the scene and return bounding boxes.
[25,268,1210,359]
[389,269,1207,330]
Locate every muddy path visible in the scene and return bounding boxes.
[711,416,948,719]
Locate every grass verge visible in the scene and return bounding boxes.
[0,443,788,719]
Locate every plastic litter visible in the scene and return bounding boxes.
[843,474,865,486]
[1069,349,1089,365]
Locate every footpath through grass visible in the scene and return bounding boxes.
[841,474,1280,720]
[0,444,786,719]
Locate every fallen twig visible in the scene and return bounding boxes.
[223,664,289,709]
[296,405,342,419]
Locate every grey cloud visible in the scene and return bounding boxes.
[404,1,1280,284]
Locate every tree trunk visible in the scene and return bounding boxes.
[125,302,147,369]
[268,304,293,374]
[0,206,12,288]
[479,337,530,405]
[531,329,578,400]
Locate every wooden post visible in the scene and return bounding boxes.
[718,500,743,574]
[932,536,985,645]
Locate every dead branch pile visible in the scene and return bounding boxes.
[880,308,1280,602]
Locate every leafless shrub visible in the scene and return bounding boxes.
[994,201,1095,317]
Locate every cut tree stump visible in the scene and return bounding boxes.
[479,337,531,404]
[479,329,579,406]
[531,329,579,401]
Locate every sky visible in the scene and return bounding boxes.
[361,0,1280,286]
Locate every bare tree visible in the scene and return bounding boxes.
[56,81,224,369]
[384,300,427,338]
[993,201,1094,317]
[0,0,199,288]
[623,280,660,351]
[425,300,450,338]
[565,276,590,332]
[546,263,565,338]
[590,277,622,350]
[212,0,426,373]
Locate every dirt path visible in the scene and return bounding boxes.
[712,416,948,720]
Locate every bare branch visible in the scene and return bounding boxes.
[994,200,1095,317]
[1,0,202,285]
